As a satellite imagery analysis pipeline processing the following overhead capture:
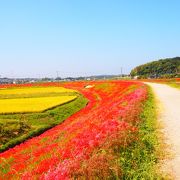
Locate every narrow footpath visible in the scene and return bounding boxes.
[146,83,180,179]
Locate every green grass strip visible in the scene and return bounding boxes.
[0,94,88,152]
[120,87,161,179]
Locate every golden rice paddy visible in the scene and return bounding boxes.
[0,87,77,114]
[0,87,75,95]
[0,96,77,114]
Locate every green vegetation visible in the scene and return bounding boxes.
[168,83,180,89]
[0,92,88,152]
[165,79,180,90]
[120,88,160,179]
[131,57,180,78]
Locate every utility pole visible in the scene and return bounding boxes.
[120,67,123,78]
[56,71,59,78]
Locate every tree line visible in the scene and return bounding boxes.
[130,57,180,78]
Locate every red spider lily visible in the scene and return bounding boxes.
[0,80,147,179]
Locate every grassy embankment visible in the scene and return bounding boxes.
[167,80,180,89]
[120,87,161,179]
[0,87,88,152]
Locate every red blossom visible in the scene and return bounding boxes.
[0,81,147,179]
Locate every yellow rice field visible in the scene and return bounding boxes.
[0,87,75,95]
[0,96,77,114]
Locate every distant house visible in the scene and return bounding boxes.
[133,76,139,80]
[0,78,13,84]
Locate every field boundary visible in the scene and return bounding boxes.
[0,94,88,152]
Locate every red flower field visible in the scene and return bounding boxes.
[0,81,147,179]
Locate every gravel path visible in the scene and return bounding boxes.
[146,83,180,179]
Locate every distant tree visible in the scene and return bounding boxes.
[55,77,62,80]
[42,77,53,81]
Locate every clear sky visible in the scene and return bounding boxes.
[0,0,180,78]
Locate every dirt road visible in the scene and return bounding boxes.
[146,83,180,179]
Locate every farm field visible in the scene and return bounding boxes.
[0,81,159,179]
[0,86,75,96]
[0,86,87,152]
[0,96,77,114]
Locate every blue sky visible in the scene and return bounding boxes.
[0,0,180,78]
